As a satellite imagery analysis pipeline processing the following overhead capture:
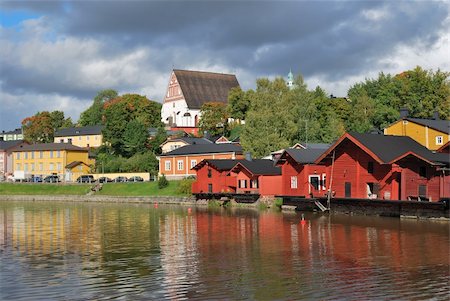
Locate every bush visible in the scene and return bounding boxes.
[158,174,169,189]
[176,178,195,195]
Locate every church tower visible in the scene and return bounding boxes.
[287,69,294,90]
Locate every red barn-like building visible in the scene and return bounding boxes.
[315,132,450,201]
[191,159,240,193]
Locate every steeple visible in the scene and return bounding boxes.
[287,68,294,90]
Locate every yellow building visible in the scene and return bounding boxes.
[11,143,94,181]
[384,117,449,150]
[54,125,103,148]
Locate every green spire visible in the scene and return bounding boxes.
[288,68,294,81]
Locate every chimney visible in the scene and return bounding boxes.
[399,107,409,119]
[433,111,440,120]
[245,152,252,161]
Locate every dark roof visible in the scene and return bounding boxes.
[54,125,103,137]
[298,142,331,150]
[232,159,281,176]
[11,143,87,152]
[192,159,242,171]
[174,69,240,109]
[405,118,450,134]
[1,128,22,135]
[0,140,26,151]
[179,137,213,145]
[281,148,328,164]
[160,143,242,156]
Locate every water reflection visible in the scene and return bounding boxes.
[0,202,448,300]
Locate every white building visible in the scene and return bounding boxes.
[161,69,240,129]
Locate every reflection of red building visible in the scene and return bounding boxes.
[276,149,327,197]
[315,133,450,201]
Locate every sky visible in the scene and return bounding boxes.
[0,0,449,130]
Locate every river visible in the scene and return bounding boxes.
[0,201,448,300]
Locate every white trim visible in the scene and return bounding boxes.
[290,176,298,189]
[308,175,320,194]
[425,126,429,148]
[322,173,327,191]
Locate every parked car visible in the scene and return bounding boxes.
[76,175,95,183]
[43,175,60,183]
[114,176,128,182]
[31,175,43,183]
[97,176,112,183]
[128,176,144,182]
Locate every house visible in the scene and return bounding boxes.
[191,159,241,193]
[160,137,213,154]
[275,148,328,198]
[11,143,95,181]
[161,69,240,135]
[158,143,243,180]
[0,140,28,179]
[230,159,282,197]
[0,128,23,141]
[54,125,103,148]
[264,142,331,161]
[315,132,450,201]
[384,110,450,150]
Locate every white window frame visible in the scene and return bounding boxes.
[177,160,184,171]
[290,176,298,189]
[39,163,43,171]
[49,163,54,171]
[57,163,61,171]
[322,174,327,191]
[436,136,443,145]
[165,161,171,171]
[190,160,197,169]
[308,175,321,194]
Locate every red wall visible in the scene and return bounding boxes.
[192,164,236,193]
[259,175,282,197]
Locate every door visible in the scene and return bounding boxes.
[208,183,213,193]
[345,182,351,198]
[309,175,320,196]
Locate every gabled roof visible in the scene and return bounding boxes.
[160,143,242,156]
[161,137,212,147]
[0,140,26,151]
[231,159,281,176]
[65,161,89,169]
[404,118,449,134]
[174,69,240,109]
[294,142,332,150]
[278,148,327,165]
[11,143,87,152]
[315,132,448,166]
[436,141,450,153]
[54,125,103,137]
[192,159,242,171]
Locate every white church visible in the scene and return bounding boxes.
[161,69,240,131]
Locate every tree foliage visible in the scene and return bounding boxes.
[199,102,229,137]
[102,93,163,156]
[228,87,252,120]
[79,89,118,126]
[22,111,73,143]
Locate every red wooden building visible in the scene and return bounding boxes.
[315,132,450,201]
[191,159,240,193]
[275,148,328,197]
[230,159,281,197]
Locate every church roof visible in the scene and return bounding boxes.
[174,69,240,109]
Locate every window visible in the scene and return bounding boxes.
[31,152,34,159]
[57,163,61,171]
[60,139,64,143]
[177,160,184,171]
[368,162,374,174]
[16,153,20,160]
[165,161,171,171]
[207,169,212,178]
[251,179,259,189]
[68,138,72,144]
[39,163,43,171]
[49,163,54,171]
[40,151,43,159]
[190,160,197,169]
[322,174,326,190]
[238,179,247,188]
[24,163,28,171]
[87,136,90,141]
[291,176,298,189]
[436,136,443,145]
[309,175,320,191]
[419,166,427,178]
[24,152,28,159]
[57,151,61,158]
[31,163,35,171]
[16,163,21,170]
[345,182,351,198]
[79,136,81,141]
[50,151,53,158]
[95,136,98,140]
[78,165,83,171]
[208,184,213,193]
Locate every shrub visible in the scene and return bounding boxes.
[158,174,169,189]
[176,178,195,195]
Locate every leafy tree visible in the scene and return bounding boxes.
[123,152,158,173]
[149,127,168,155]
[228,87,252,120]
[123,120,148,156]
[79,89,118,126]
[199,102,229,137]
[22,110,73,143]
[102,93,163,156]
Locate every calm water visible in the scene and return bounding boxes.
[0,202,449,300]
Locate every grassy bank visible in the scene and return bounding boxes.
[0,181,189,197]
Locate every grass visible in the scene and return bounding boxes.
[0,181,190,197]
[0,183,91,195]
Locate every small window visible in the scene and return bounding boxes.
[165,161,171,171]
[208,183,213,193]
[251,179,258,189]
[31,152,34,159]
[24,152,28,159]
[68,138,72,144]
[207,168,212,178]
[40,151,43,159]
[60,139,64,143]
[24,163,28,171]
[16,163,20,170]
[177,160,183,171]
[436,136,443,145]
[57,150,61,158]
[50,151,53,158]
[16,153,20,160]
[419,166,427,178]
[291,176,298,189]
[39,163,43,171]
[57,163,61,171]
[368,162,374,174]
[49,163,54,171]
[322,174,327,191]
[86,136,89,141]
[238,179,247,188]
[191,160,197,169]
[79,136,81,141]
[31,163,35,171]
[345,182,352,198]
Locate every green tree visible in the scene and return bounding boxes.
[228,87,252,120]
[79,89,118,126]
[149,127,168,155]
[22,111,54,143]
[123,152,159,173]
[102,93,163,156]
[123,120,148,156]
[199,102,229,137]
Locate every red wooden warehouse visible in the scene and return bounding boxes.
[315,132,450,201]
[191,159,240,193]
